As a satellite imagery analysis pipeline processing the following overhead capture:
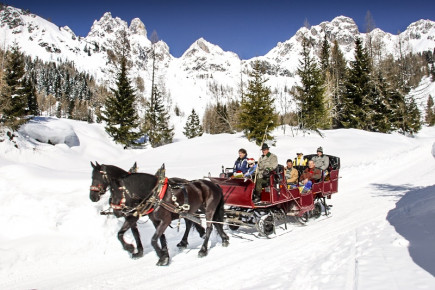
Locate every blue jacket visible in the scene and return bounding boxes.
[244,164,257,177]
[234,157,249,174]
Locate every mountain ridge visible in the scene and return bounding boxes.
[0,4,434,116]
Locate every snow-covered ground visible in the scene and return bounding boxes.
[0,118,434,289]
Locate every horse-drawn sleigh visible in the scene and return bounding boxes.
[89,155,340,265]
[209,154,340,236]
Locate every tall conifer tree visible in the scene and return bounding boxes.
[330,40,347,128]
[238,60,277,145]
[100,53,140,147]
[425,95,435,126]
[0,43,27,129]
[144,85,174,147]
[295,36,326,130]
[341,37,373,129]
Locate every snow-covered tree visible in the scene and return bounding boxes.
[425,95,435,126]
[0,43,27,129]
[183,109,203,139]
[144,85,174,147]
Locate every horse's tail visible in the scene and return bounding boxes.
[213,185,225,223]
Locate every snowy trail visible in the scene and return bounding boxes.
[1,120,434,289]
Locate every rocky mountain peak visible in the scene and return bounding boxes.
[87,12,128,38]
[129,18,147,37]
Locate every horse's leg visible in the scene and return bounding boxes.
[177,219,192,248]
[198,209,215,258]
[151,215,171,266]
[117,216,139,255]
[213,198,229,247]
[131,223,144,259]
[193,221,206,238]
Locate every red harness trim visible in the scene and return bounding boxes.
[110,196,126,210]
[144,177,169,215]
[90,185,103,192]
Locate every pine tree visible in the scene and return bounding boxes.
[100,55,141,147]
[0,43,27,129]
[341,37,373,130]
[295,36,326,130]
[425,95,435,126]
[22,78,39,115]
[183,109,203,139]
[400,97,421,135]
[370,71,392,132]
[144,85,174,147]
[238,60,277,145]
[320,33,330,74]
[330,40,347,128]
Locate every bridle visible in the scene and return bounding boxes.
[90,170,109,196]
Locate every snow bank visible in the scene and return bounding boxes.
[19,117,80,147]
[432,142,435,158]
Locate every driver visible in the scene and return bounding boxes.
[253,143,278,203]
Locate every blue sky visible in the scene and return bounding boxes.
[5,0,435,59]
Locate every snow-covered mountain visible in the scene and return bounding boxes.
[0,5,434,116]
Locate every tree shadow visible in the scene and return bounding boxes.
[375,183,435,277]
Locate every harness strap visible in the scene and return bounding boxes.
[137,177,169,216]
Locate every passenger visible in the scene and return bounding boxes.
[244,158,257,181]
[293,152,307,167]
[284,159,298,188]
[311,146,329,179]
[300,160,322,186]
[233,148,249,178]
[293,152,308,176]
[253,143,278,203]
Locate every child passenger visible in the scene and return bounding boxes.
[244,158,257,181]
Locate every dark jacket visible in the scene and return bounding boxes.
[234,157,249,174]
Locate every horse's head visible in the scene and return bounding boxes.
[90,161,110,202]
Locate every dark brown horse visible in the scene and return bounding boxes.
[111,165,229,266]
[89,162,205,259]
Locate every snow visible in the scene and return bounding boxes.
[18,117,80,147]
[1,118,435,289]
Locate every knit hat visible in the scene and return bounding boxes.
[247,158,255,164]
[317,146,323,153]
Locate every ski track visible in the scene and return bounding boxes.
[1,122,435,289]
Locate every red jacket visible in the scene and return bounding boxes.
[300,167,322,183]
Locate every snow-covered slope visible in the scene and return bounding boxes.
[0,118,434,289]
[1,5,434,117]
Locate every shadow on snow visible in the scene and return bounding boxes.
[373,183,435,277]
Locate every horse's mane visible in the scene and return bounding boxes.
[103,164,129,178]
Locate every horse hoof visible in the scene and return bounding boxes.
[156,256,169,266]
[124,244,135,253]
[198,249,208,258]
[132,252,143,259]
[177,241,188,248]
[222,240,229,247]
